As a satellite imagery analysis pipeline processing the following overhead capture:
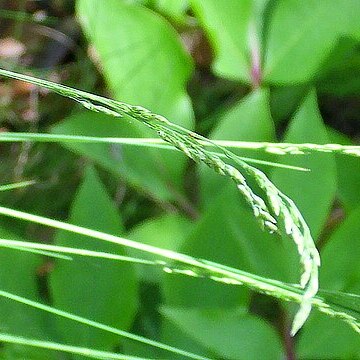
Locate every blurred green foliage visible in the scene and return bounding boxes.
[0,0,359,359]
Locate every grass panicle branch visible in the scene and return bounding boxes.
[0,67,337,334]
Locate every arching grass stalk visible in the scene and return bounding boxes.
[0,207,358,336]
[0,68,318,334]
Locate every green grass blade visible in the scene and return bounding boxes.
[0,180,36,192]
[204,140,360,157]
[0,132,308,171]
[0,333,157,360]
[3,244,73,260]
[0,288,211,360]
[0,205,358,335]
[0,239,156,265]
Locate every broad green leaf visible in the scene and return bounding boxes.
[320,205,360,292]
[50,166,138,352]
[161,307,284,360]
[211,89,275,143]
[327,128,360,211]
[162,192,249,308]
[127,214,193,282]
[52,111,183,202]
[205,186,298,285]
[270,85,309,122]
[156,0,189,22]
[263,0,360,83]
[191,0,253,82]
[77,0,193,127]
[316,37,360,96]
[161,319,212,360]
[297,314,360,359]
[76,0,194,200]
[0,224,56,359]
[272,90,337,239]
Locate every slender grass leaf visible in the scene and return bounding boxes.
[0,180,36,192]
[0,239,156,265]
[0,206,358,334]
[0,131,309,171]
[0,333,158,360]
[2,131,359,159]
[0,289,210,360]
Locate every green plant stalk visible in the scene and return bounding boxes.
[0,239,157,265]
[0,180,36,192]
[0,68,319,334]
[2,132,359,157]
[0,333,156,360]
[0,205,358,335]
[0,291,210,360]
[0,132,309,171]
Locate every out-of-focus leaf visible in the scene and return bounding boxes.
[156,0,189,22]
[320,205,360,293]
[297,314,360,359]
[263,0,360,83]
[270,85,309,122]
[272,89,337,239]
[77,0,193,127]
[161,307,284,360]
[0,224,56,359]
[127,214,193,282]
[316,37,360,96]
[161,320,212,360]
[327,128,360,211]
[191,0,253,82]
[75,0,194,200]
[319,289,360,316]
[162,191,249,308]
[52,111,184,202]
[211,89,275,143]
[50,166,138,352]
